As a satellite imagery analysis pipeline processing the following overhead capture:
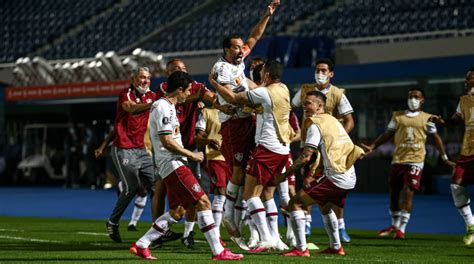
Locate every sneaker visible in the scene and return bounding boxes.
[393,230,405,239]
[273,238,290,251]
[247,237,259,249]
[230,236,250,251]
[281,248,310,257]
[339,228,351,243]
[378,225,396,237]
[222,214,241,238]
[305,222,311,236]
[249,240,274,253]
[150,230,182,249]
[211,248,244,260]
[464,224,474,245]
[130,243,156,260]
[127,224,137,231]
[106,221,122,243]
[181,231,196,249]
[320,246,345,256]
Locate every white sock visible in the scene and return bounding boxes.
[337,218,345,230]
[290,210,307,251]
[451,184,474,225]
[224,182,239,219]
[247,210,260,241]
[234,187,245,231]
[278,179,290,208]
[136,212,177,248]
[183,221,195,238]
[129,195,147,226]
[212,195,226,237]
[390,210,401,228]
[398,210,410,233]
[286,213,295,241]
[305,211,312,227]
[264,199,280,240]
[198,210,224,256]
[322,210,341,250]
[247,197,273,242]
[459,205,474,226]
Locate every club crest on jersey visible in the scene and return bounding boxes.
[192,183,201,193]
[122,158,129,165]
[135,98,140,103]
[146,98,152,103]
[234,152,243,162]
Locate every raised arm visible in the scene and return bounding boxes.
[245,0,280,50]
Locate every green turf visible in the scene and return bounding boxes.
[0,216,473,263]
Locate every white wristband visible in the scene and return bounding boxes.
[441,154,448,161]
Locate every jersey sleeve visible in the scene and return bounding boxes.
[118,89,132,105]
[338,94,354,116]
[291,89,302,108]
[456,101,463,118]
[156,103,173,135]
[304,124,321,149]
[426,121,437,134]
[195,111,207,132]
[247,87,269,106]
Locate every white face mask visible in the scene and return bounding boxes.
[315,73,329,85]
[469,87,474,95]
[407,98,421,111]
[135,85,149,94]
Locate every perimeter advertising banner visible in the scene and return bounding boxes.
[5,80,131,102]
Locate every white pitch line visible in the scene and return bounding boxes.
[77,232,109,236]
[0,235,64,244]
[0,229,24,232]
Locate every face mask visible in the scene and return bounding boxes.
[135,85,149,94]
[407,98,421,111]
[315,73,328,85]
[469,87,474,95]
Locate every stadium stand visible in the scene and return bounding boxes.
[0,0,117,63]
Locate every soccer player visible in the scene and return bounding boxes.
[281,91,364,257]
[151,58,218,249]
[130,71,243,261]
[105,67,157,243]
[195,107,231,244]
[210,60,294,251]
[362,88,455,239]
[291,58,354,242]
[210,0,280,247]
[451,67,474,245]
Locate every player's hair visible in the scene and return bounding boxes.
[409,87,425,98]
[252,63,264,84]
[166,71,193,93]
[263,60,283,80]
[306,90,326,105]
[467,67,474,77]
[222,34,243,52]
[251,56,266,64]
[166,58,184,68]
[315,58,334,72]
[131,66,150,78]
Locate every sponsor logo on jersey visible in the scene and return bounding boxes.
[162,117,169,124]
[192,183,201,193]
[234,152,243,162]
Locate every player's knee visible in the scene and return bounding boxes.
[288,195,302,211]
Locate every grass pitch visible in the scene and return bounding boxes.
[0,216,472,263]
